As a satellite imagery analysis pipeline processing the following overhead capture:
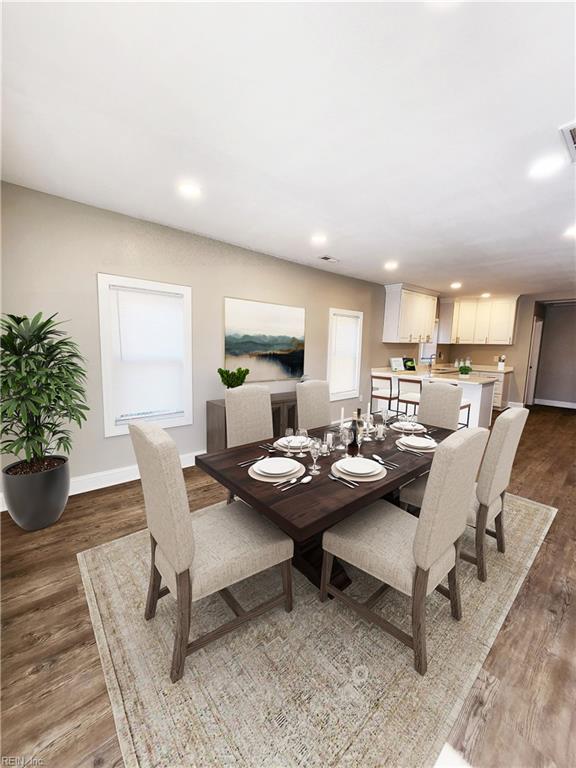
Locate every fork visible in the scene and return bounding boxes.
[237,454,265,466]
[396,445,424,457]
[328,473,358,489]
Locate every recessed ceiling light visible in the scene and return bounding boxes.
[178,181,202,199]
[563,224,576,238]
[481,293,491,298]
[384,260,399,271]
[527,154,566,180]
[310,232,328,247]
[450,282,462,289]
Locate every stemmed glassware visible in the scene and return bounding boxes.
[309,438,322,475]
[398,412,408,437]
[363,412,374,441]
[295,428,308,458]
[335,426,347,451]
[284,427,294,457]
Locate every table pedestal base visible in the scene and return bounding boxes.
[293,534,351,592]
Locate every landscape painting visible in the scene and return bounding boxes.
[224,298,305,381]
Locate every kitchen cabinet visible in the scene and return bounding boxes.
[383,284,438,343]
[439,297,517,345]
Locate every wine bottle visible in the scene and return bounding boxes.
[348,409,360,457]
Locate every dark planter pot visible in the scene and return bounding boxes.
[2,456,70,531]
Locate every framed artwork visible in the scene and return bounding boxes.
[224,298,305,381]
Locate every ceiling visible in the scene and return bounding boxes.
[3,2,575,297]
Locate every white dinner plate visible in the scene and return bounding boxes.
[335,457,381,476]
[400,435,437,450]
[251,462,301,479]
[390,422,426,433]
[252,457,301,476]
[276,436,310,448]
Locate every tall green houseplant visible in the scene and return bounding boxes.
[1,313,89,530]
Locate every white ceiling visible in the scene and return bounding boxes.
[3,2,575,296]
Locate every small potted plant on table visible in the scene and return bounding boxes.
[1,313,89,531]
[217,367,250,388]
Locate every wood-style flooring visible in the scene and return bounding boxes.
[1,406,574,767]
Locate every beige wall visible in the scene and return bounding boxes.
[2,183,383,477]
[535,303,576,404]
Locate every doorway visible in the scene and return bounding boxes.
[524,316,544,405]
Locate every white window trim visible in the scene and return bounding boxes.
[97,273,193,437]
[327,307,363,402]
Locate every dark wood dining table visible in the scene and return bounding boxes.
[195,423,453,591]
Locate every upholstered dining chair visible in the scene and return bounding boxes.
[417,381,463,430]
[400,407,529,581]
[225,384,273,502]
[320,427,489,674]
[296,379,330,430]
[129,423,294,683]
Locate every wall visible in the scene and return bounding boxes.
[2,183,383,478]
[535,303,576,406]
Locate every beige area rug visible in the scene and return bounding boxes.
[78,494,555,768]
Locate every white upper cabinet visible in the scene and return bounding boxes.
[383,284,438,343]
[439,297,517,345]
[488,299,517,344]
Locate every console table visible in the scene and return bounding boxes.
[206,391,298,453]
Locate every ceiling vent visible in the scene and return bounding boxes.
[560,121,576,163]
[319,255,339,263]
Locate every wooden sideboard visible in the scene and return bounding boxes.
[206,391,298,453]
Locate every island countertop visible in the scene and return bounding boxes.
[371,368,498,386]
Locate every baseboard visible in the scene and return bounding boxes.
[0,450,203,513]
[534,398,576,409]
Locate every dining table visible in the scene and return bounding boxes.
[195,422,454,591]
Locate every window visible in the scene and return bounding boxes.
[98,273,192,437]
[327,308,363,401]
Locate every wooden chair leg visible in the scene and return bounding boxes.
[411,567,429,675]
[170,570,191,683]
[145,534,162,620]
[319,551,333,602]
[281,560,293,612]
[227,490,235,505]
[448,539,462,620]
[475,503,489,582]
[495,492,506,553]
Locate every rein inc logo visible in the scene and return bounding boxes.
[1,758,44,766]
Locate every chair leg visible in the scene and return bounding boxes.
[145,534,162,620]
[447,539,462,620]
[475,503,489,582]
[281,559,293,612]
[227,489,235,505]
[411,567,429,675]
[319,551,333,602]
[170,570,191,683]
[495,492,506,553]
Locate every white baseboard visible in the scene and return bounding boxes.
[534,398,576,409]
[0,450,203,513]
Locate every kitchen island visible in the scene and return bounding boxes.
[371,368,497,428]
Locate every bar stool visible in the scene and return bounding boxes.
[370,374,399,415]
[397,377,422,416]
[459,400,471,428]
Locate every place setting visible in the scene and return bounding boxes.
[329,455,387,488]
[395,433,438,456]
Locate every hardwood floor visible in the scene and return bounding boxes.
[1,406,574,767]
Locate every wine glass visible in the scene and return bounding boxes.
[295,428,308,458]
[309,438,322,475]
[284,427,294,457]
[363,412,374,442]
[335,426,347,451]
[398,413,408,437]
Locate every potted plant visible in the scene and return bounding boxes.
[458,364,472,378]
[217,367,250,388]
[1,313,89,531]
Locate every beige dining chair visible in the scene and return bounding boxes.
[320,427,489,674]
[225,384,274,502]
[296,379,330,430]
[130,423,294,682]
[400,407,529,581]
[417,381,463,430]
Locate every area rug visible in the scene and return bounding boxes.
[78,494,556,768]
